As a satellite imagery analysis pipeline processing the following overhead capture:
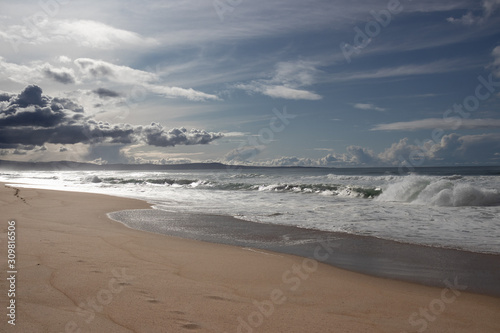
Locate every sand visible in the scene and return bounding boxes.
[1,183,499,333]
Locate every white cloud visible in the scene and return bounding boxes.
[317,153,340,166]
[0,57,76,85]
[372,118,500,131]
[224,146,346,168]
[262,156,318,167]
[146,85,220,102]
[378,138,419,165]
[53,20,157,49]
[235,82,322,100]
[483,0,500,16]
[492,46,500,77]
[446,11,477,25]
[346,145,376,164]
[334,59,470,82]
[433,133,500,162]
[379,133,500,165]
[353,103,386,111]
[0,19,157,50]
[57,56,72,63]
[0,56,219,102]
[74,58,157,84]
[74,58,219,101]
[237,132,500,167]
[234,60,322,100]
[220,132,248,137]
[244,149,373,167]
[233,151,368,167]
[261,85,322,100]
[42,64,76,84]
[0,57,42,84]
[272,61,321,87]
[447,0,500,25]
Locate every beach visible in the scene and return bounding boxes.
[1,183,500,333]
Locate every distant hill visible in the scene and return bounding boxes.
[0,160,232,171]
[0,160,320,171]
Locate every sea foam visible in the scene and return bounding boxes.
[376,176,500,206]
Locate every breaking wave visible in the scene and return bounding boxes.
[376,176,500,206]
[84,176,206,187]
[84,176,382,198]
[253,183,382,198]
[82,173,499,206]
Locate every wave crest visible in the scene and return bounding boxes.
[376,176,500,206]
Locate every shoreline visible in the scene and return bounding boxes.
[109,208,500,297]
[1,183,500,332]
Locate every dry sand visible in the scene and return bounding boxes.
[1,183,499,333]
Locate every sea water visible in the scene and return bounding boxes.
[1,166,499,254]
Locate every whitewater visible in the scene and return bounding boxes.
[1,166,499,254]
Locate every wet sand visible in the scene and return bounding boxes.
[110,209,500,297]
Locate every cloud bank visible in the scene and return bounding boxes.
[226,134,500,167]
[0,57,220,102]
[0,85,223,151]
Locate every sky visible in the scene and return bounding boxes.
[1,0,500,167]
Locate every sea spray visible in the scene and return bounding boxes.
[376,176,500,206]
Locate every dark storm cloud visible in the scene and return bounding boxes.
[0,143,36,150]
[0,92,14,102]
[51,97,85,114]
[0,144,46,156]
[0,106,66,128]
[84,120,136,144]
[43,68,76,84]
[140,123,224,147]
[93,88,122,98]
[0,86,80,128]
[0,85,223,149]
[12,85,49,107]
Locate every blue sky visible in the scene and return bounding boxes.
[1,0,500,166]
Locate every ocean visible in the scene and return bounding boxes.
[1,165,499,255]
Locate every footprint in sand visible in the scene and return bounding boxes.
[205,295,225,300]
[170,310,185,315]
[181,323,201,330]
